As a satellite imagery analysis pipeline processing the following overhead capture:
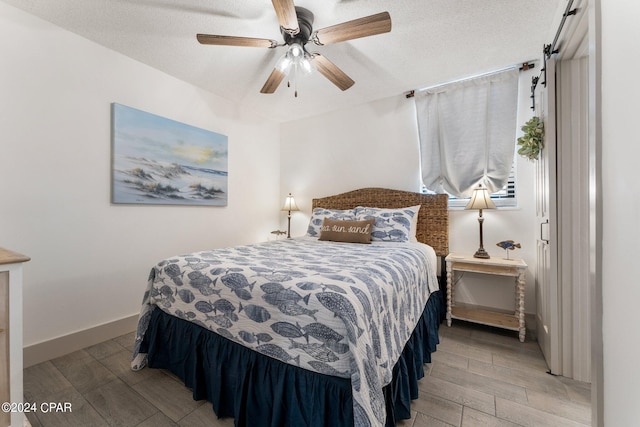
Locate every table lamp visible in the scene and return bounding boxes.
[465,185,496,259]
[281,193,300,238]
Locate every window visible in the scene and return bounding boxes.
[415,68,519,200]
[422,155,517,208]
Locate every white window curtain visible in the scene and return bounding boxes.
[415,68,519,198]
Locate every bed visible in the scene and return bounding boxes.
[132,187,449,427]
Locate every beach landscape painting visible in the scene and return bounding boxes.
[111,103,228,206]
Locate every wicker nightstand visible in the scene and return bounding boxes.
[445,253,527,342]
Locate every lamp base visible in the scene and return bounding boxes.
[473,247,491,259]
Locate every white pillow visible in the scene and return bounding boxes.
[354,205,421,242]
[306,208,355,238]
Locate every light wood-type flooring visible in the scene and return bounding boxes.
[23,321,591,426]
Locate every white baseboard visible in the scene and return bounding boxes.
[23,314,138,368]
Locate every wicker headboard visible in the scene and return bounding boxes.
[312,187,449,256]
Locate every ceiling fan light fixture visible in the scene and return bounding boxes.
[289,43,303,58]
[300,54,314,75]
[276,44,314,76]
[275,53,292,73]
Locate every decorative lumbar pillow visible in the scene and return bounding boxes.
[354,205,421,242]
[318,218,375,244]
[306,208,356,238]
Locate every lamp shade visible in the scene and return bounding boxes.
[281,193,300,212]
[465,186,496,211]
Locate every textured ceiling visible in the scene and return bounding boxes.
[3,0,564,122]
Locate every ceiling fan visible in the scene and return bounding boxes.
[196,0,391,96]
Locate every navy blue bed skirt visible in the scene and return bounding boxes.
[140,290,443,427]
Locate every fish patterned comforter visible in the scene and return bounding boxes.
[132,237,438,427]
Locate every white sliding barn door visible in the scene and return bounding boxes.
[558,55,591,381]
[536,53,592,380]
[535,56,562,375]
[535,3,592,381]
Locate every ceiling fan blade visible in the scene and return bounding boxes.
[312,11,391,45]
[260,68,286,94]
[197,34,277,48]
[271,0,299,35]
[312,54,355,91]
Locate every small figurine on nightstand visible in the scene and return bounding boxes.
[496,240,521,260]
[271,230,287,240]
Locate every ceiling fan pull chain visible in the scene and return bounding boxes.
[294,63,299,97]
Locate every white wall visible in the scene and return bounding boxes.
[281,69,538,315]
[0,3,281,347]
[600,1,640,424]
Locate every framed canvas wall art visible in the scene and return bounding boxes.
[111,103,228,206]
